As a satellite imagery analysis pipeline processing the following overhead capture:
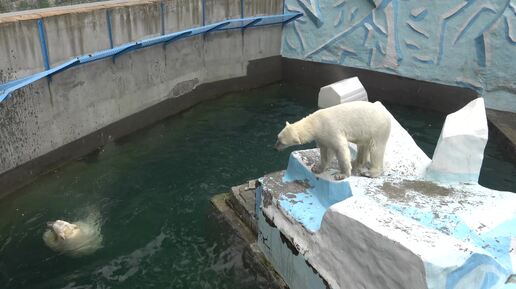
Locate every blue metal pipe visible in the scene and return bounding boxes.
[163,31,192,46]
[243,18,261,29]
[201,0,206,26]
[282,13,303,25]
[37,19,50,71]
[160,1,165,35]
[0,12,303,102]
[205,21,230,33]
[106,10,114,48]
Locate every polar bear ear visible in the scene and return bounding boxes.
[285,121,291,126]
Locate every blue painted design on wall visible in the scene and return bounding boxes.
[281,0,516,112]
[280,153,352,232]
[480,272,501,289]
[446,254,507,289]
[386,203,515,288]
[481,272,502,289]
[476,35,487,67]
[410,8,428,21]
[296,0,323,26]
[257,213,328,289]
[278,191,328,232]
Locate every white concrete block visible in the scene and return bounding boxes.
[426,98,488,183]
[318,77,368,108]
[258,103,515,289]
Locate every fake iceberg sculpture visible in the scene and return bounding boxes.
[318,77,368,108]
[426,98,489,183]
[257,101,516,289]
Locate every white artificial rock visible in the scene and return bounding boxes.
[258,103,516,289]
[426,98,488,183]
[317,77,368,108]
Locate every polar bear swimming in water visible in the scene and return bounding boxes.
[275,101,391,180]
[43,214,103,257]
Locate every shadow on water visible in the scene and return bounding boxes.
[0,83,514,289]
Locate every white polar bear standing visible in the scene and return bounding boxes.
[275,101,391,180]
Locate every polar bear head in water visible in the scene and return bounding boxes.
[48,220,80,239]
[43,218,103,257]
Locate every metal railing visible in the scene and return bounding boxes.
[0,11,302,102]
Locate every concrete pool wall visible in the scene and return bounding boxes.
[0,0,284,195]
[0,0,285,81]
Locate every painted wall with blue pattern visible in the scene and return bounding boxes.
[281,0,516,112]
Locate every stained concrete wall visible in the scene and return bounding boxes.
[0,0,283,82]
[109,2,161,46]
[163,0,202,32]
[282,0,516,113]
[0,19,42,82]
[45,8,111,65]
[0,0,283,195]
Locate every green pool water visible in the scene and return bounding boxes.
[0,83,514,289]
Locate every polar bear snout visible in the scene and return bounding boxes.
[47,220,80,240]
[275,121,302,151]
[274,140,287,151]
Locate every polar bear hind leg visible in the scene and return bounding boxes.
[352,144,369,173]
[362,139,386,178]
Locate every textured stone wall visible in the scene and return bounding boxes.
[282,0,516,112]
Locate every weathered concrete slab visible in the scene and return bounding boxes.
[211,193,256,244]
[210,193,287,289]
[228,182,258,235]
[258,106,516,289]
[0,1,160,23]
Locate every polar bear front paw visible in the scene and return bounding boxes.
[334,173,348,180]
[311,165,325,174]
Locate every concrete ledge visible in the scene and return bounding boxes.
[210,192,288,289]
[0,1,160,23]
[229,182,258,235]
